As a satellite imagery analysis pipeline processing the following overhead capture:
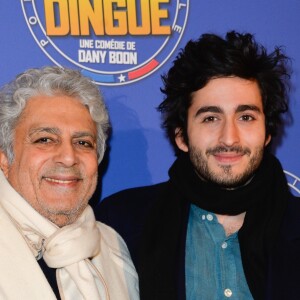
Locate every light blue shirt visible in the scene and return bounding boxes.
[185,204,253,300]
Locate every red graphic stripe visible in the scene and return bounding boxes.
[128,59,159,80]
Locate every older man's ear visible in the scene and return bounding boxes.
[0,151,9,177]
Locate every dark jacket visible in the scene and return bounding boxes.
[95,182,300,300]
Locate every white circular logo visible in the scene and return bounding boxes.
[284,170,300,195]
[21,0,189,86]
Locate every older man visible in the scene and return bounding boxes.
[0,66,139,299]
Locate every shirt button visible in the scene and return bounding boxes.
[222,242,228,249]
[202,215,206,220]
[206,214,213,221]
[224,288,232,297]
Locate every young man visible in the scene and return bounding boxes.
[96,31,300,300]
[0,66,139,299]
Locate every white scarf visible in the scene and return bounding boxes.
[0,170,109,300]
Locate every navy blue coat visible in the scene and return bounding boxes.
[95,182,300,300]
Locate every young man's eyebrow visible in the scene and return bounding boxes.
[193,104,262,120]
[236,104,262,113]
[195,106,223,117]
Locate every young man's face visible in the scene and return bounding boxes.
[175,77,271,188]
[0,95,99,226]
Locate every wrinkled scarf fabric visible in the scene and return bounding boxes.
[138,152,289,300]
[0,170,109,300]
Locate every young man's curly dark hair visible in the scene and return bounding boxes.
[158,31,290,155]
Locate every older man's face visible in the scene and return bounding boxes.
[0,95,98,227]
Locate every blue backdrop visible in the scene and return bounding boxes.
[1,1,300,200]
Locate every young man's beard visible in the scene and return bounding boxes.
[189,145,265,188]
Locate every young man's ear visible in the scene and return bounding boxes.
[0,151,10,177]
[265,134,271,147]
[174,128,188,152]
